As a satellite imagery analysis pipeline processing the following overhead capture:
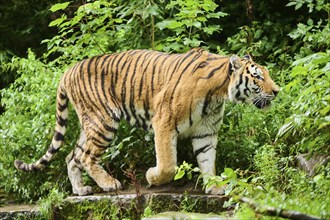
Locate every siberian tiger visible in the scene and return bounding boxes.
[15,48,279,196]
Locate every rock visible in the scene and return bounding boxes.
[0,204,39,220]
[142,211,229,220]
[296,153,330,176]
[0,191,229,219]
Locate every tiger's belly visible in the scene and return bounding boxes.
[176,100,226,138]
[122,99,225,138]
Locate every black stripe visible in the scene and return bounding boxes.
[207,56,227,61]
[115,51,130,83]
[228,62,233,76]
[129,51,146,126]
[67,152,75,163]
[40,159,49,165]
[74,158,81,166]
[194,144,212,157]
[169,50,198,79]
[143,100,150,121]
[202,76,230,116]
[212,115,224,126]
[57,115,67,127]
[156,54,169,85]
[90,126,112,143]
[100,54,112,68]
[54,131,64,141]
[103,123,117,133]
[191,133,215,140]
[243,76,251,96]
[201,62,226,79]
[47,145,59,154]
[191,61,209,74]
[189,99,193,127]
[101,68,120,122]
[80,57,115,132]
[121,55,135,123]
[168,52,202,101]
[202,90,213,115]
[77,59,98,115]
[94,142,107,149]
[77,145,84,152]
[201,159,209,163]
[236,73,243,89]
[150,53,164,96]
[58,102,68,112]
[94,56,121,123]
[59,92,67,99]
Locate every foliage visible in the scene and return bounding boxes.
[42,0,123,61]
[277,52,330,153]
[0,0,329,218]
[0,50,78,201]
[242,144,330,219]
[155,0,228,52]
[174,161,200,181]
[37,188,66,220]
[103,122,155,184]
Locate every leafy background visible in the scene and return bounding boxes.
[0,0,329,218]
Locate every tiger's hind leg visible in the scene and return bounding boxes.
[66,131,93,195]
[80,121,122,192]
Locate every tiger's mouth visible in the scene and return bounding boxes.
[252,97,271,109]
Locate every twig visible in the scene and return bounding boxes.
[239,197,323,220]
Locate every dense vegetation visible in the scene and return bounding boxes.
[0,0,329,219]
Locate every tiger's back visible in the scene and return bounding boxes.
[63,48,229,131]
[15,48,279,196]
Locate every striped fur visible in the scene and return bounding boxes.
[14,48,279,195]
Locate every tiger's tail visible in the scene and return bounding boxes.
[14,83,69,171]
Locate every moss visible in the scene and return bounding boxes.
[147,193,227,214]
[56,197,142,220]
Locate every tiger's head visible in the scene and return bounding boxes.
[228,54,279,109]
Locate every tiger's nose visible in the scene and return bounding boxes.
[272,88,279,97]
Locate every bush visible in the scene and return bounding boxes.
[0,51,76,201]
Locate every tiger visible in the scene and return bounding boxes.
[14,48,279,196]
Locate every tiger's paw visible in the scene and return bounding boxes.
[73,186,93,196]
[100,178,122,192]
[146,167,175,186]
[205,184,227,195]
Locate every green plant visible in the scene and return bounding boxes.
[37,188,66,220]
[204,168,251,197]
[174,161,200,181]
[247,144,330,219]
[277,52,330,153]
[0,50,76,201]
[180,191,198,212]
[103,122,155,185]
[155,0,227,52]
[42,0,124,61]
[142,206,154,218]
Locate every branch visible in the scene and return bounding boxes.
[239,197,322,220]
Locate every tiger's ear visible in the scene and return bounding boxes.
[243,54,252,61]
[230,54,242,71]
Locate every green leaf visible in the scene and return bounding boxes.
[49,2,71,12]
[276,121,294,140]
[49,14,67,27]
[174,170,185,180]
[221,168,237,179]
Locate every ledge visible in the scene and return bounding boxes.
[1,191,228,219]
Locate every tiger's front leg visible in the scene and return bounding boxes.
[146,119,178,186]
[192,133,226,195]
